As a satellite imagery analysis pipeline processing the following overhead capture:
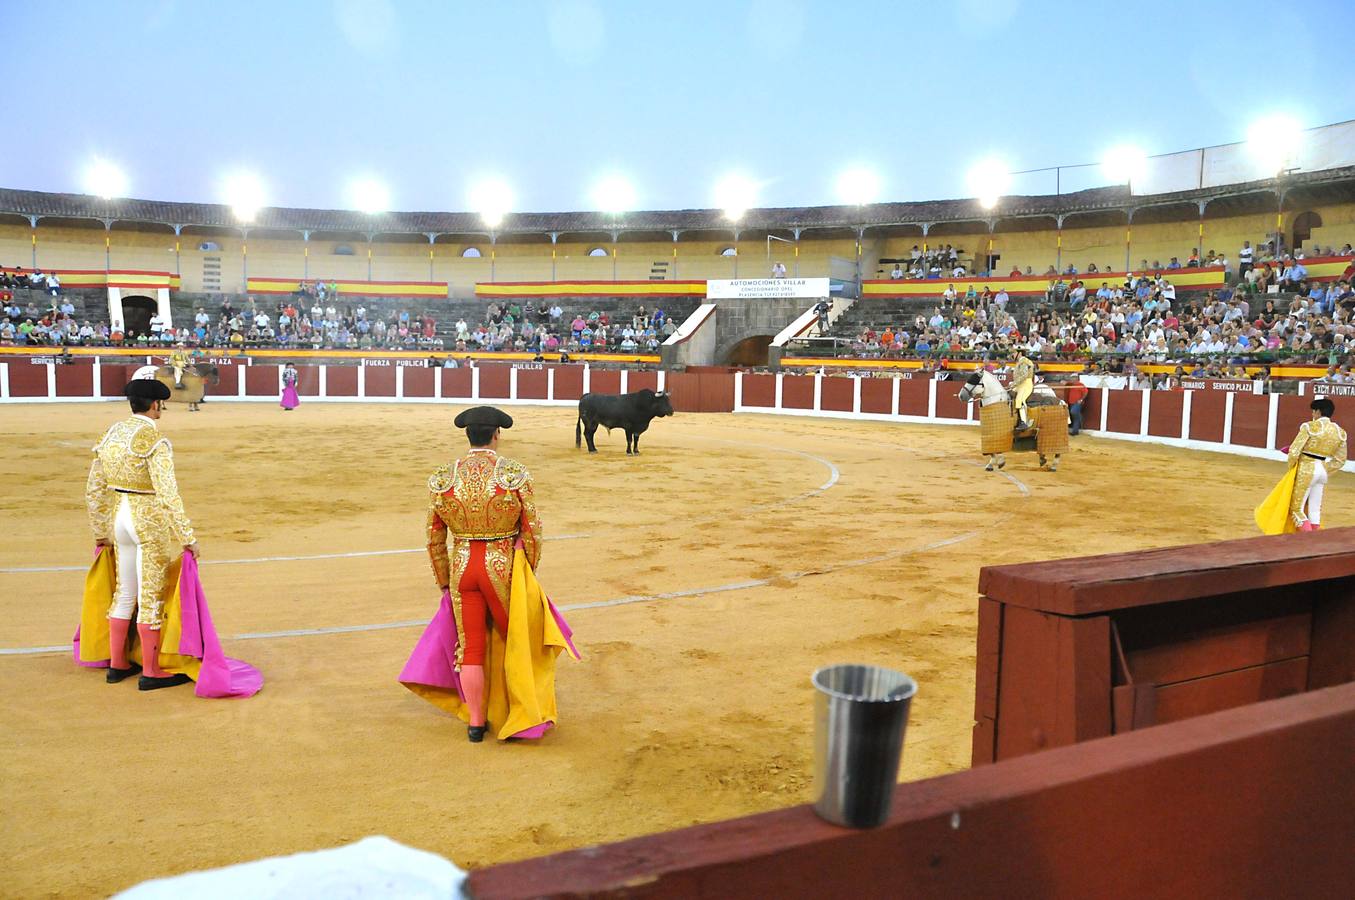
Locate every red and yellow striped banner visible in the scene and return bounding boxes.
[9,268,182,290]
[864,267,1227,298]
[476,280,707,299]
[247,277,447,298]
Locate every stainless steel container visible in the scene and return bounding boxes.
[811,664,917,828]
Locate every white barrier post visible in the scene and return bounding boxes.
[813,372,822,412]
[1266,393,1279,450]
[1099,388,1109,431]
[471,365,480,399]
[46,362,56,399]
[319,365,328,398]
[733,371,743,410]
[1139,389,1151,436]
[619,369,628,393]
[774,372,784,409]
[891,377,900,417]
[926,378,937,420]
[0,362,9,399]
[1222,391,1235,445]
[546,367,554,401]
[852,376,861,414]
[357,364,366,399]
[509,366,518,401]
[1181,390,1192,440]
[396,365,405,399]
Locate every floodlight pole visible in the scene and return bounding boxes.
[732,228,741,278]
[101,218,114,272]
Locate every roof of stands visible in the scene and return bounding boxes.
[1,166,1352,238]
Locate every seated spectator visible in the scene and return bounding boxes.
[890,264,904,280]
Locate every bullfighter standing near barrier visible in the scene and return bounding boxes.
[1256,397,1348,533]
[1010,351,1036,429]
[401,406,578,743]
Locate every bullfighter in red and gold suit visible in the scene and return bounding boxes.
[417,406,549,742]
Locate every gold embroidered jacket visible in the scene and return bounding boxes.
[86,416,196,546]
[1011,356,1035,389]
[426,450,542,590]
[1287,417,1348,473]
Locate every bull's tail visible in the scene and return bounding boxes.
[575,410,582,448]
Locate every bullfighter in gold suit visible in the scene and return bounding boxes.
[85,369,199,689]
[425,406,543,741]
[1285,397,1347,530]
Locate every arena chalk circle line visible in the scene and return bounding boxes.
[0,437,1026,656]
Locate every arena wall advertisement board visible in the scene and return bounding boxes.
[706,278,830,300]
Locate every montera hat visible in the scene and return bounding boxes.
[125,367,171,401]
[454,406,513,429]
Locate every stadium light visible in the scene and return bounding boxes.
[468,177,514,229]
[1247,114,1304,175]
[835,167,880,206]
[223,172,267,223]
[967,159,1010,210]
[591,174,636,216]
[714,173,758,222]
[1102,146,1148,187]
[348,177,390,215]
[83,159,128,200]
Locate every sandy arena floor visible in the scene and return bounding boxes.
[3,401,1351,897]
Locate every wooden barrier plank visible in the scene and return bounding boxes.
[971,597,1003,765]
[1104,388,1142,434]
[782,374,814,410]
[364,365,397,398]
[467,683,1355,900]
[442,367,472,400]
[741,373,776,408]
[515,367,547,400]
[1118,590,1312,686]
[859,378,892,414]
[978,528,1355,616]
[1146,389,1184,438]
[1308,583,1355,690]
[477,364,510,400]
[590,369,622,396]
[820,376,854,413]
[1152,656,1308,724]
[1188,390,1227,442]
[402,365,436,398]
[551,366,583,401]
[326,366,359,397]
[897,378,929,416]
[295,365,321,397]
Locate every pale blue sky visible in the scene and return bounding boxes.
[5,0,1353,212]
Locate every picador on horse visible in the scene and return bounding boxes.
[956,352,1070,472]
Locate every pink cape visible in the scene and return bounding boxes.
[73,550,263,699]
[281,385,300,409]
[399,589,578,740]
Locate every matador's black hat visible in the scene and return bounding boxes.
[454,406,513,429]
[124,377,171,402]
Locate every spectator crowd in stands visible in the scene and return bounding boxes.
[848,240,1355,368]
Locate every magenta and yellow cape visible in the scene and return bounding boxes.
[73,547,263,698]
[399,547,580,740]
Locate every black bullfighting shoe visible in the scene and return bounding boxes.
[467,724,490,743]
[138,673,192,691]
[106,662,142,684]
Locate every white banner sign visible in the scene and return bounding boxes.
[706,278,830,300]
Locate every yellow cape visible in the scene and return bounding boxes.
[78,547,203,678]
[406,548,579,740]
[1254,466,1299,535]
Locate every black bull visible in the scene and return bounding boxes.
[575,389,675,454]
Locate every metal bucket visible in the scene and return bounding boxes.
[811,664,917,828]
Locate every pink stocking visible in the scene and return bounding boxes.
[108,617,132,669]
[137,624,166,677]
[460,665,486,726]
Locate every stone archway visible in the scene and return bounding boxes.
[120,295,157,338]
[725,335,774,366]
